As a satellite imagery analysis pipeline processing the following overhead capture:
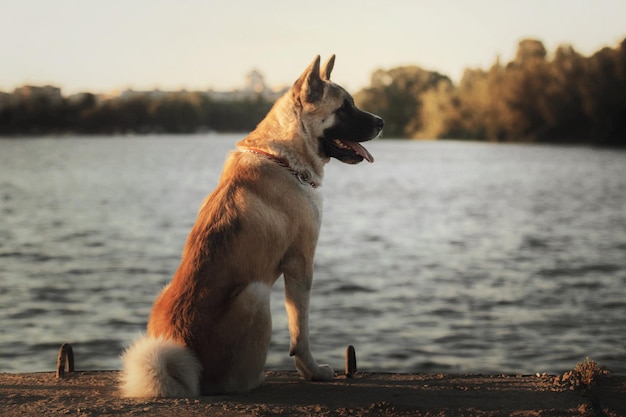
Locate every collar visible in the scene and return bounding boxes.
[241,148,319,189]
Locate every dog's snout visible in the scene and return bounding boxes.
[373,116,384,129]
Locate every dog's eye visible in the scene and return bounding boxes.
[338,100,350,113]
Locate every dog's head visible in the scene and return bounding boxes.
[292,55,384,164]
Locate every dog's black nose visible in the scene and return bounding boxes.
[374,116,384,129]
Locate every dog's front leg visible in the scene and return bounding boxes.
[284,272,334,381]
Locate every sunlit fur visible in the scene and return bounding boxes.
[119,55,383,398]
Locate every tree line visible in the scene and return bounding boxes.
[355,37,626,146]
[1,37,625,145]
[0,90,273,135]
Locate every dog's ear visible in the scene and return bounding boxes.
[292,55,324,105]
[321,55,335,81]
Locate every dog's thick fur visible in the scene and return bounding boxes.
[120,55,384,397]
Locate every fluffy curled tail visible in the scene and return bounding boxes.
[120,336,202,397]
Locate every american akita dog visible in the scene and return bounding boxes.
[120,55,384,397]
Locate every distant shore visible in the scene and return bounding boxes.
[1,370,624,416]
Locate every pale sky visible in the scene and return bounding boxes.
[2,0,625,95]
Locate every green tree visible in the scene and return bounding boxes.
[355,66,451,138]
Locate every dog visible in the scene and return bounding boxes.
[120,55,384,397]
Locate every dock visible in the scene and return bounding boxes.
[1,370,624,416]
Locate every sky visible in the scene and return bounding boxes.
[2,0,625,95]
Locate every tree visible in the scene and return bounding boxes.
[580,41,626,145]
[500,39,554,141]
[355,66,451,138]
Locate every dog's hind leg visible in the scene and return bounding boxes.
[284,271,335,381]
[202,282,272,394]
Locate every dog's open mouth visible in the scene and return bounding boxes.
[326,138,374,164]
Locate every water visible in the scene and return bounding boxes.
[1,135,625,375]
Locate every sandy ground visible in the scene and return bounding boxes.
[1,370,624,416]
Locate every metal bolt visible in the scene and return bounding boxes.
[345,345,357,378]
[56,343,74,378]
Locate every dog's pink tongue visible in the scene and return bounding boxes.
[345,140,374,163]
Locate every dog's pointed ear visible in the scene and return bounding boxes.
[321,55,335,81]
[292,55,324,105]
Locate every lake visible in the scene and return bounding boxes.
[1,135,625,375]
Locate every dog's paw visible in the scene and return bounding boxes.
[294,356,335,381]
[310,364,335,381]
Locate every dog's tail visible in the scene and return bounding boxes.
[119,336,202,397]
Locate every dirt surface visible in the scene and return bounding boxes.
[1,370,624,416]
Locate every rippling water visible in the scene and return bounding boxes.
[1,135,625,374]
